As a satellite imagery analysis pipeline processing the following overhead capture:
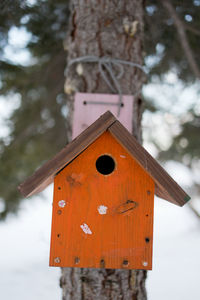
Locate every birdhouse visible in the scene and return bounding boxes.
[19,111,190,270]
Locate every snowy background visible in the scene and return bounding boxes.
[0,187,61,300]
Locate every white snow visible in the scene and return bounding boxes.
[0,186,61,300]
[80,223,92,235]
[58,200,66,208]
[98,205,108,215]
[147,197,200,300]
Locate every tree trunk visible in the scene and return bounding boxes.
[61,1,147,299]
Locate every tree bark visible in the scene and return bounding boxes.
[61,1,147,299]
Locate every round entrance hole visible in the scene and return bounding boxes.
[96,155,115,175]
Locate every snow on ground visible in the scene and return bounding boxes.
[0,185,61,300]
[147,198,200,300]
[0,185,200,299]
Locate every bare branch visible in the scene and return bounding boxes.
[161,0,200,79]
[184,23,200,37]
[188,202,200,220]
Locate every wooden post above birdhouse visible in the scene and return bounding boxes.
[19,111,190,270]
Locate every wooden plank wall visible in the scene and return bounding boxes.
[50,132,154,270]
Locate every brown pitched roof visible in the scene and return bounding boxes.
[18,111,190,206]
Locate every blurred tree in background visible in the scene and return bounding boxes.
[0,0,69,218]
[0,0,199,219]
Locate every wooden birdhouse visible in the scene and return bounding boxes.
[19,111,190,270]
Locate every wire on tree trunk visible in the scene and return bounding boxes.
[65,55,146,116]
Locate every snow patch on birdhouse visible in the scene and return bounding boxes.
[80,223,92,235]
[120,155,126,158]
[98,205,108,215]
[58,200,66,208]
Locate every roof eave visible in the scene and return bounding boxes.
[108,121,190,207]
[18,111,190,207]
[18,111,116,197]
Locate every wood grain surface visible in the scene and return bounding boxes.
[50,131,154,270]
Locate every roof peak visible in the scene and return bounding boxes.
[18,111,190,206]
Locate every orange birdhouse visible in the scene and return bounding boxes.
[19,111,190,270]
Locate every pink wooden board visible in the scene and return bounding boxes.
[72,93,134,139]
